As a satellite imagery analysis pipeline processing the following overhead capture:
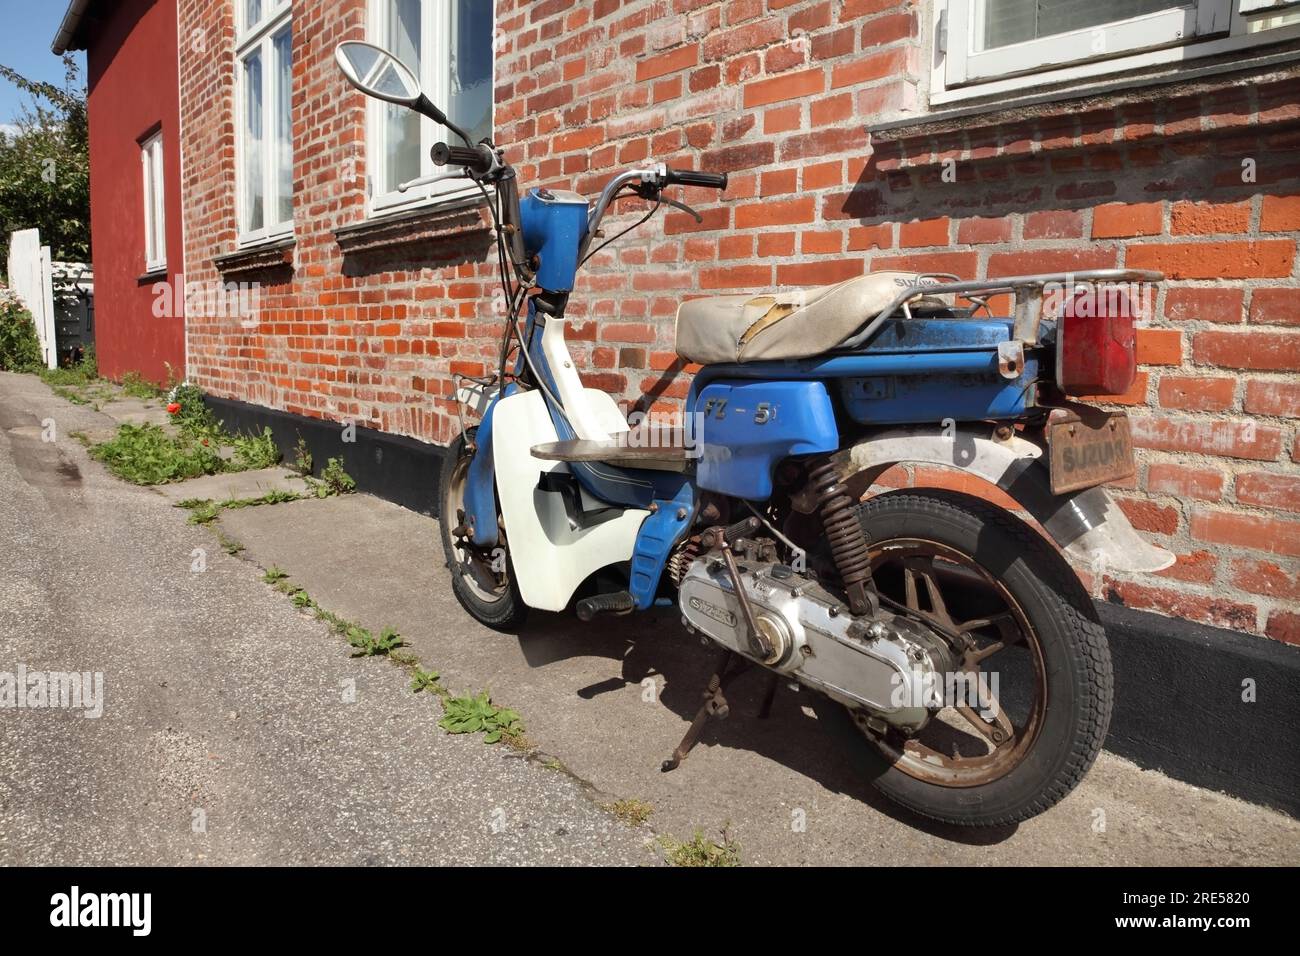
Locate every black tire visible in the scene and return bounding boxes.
[438,429,528,632]
[813,489,1113,827]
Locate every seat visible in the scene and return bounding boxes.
[674,270,947,365]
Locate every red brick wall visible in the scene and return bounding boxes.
[176,0,1300,642]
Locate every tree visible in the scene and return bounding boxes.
[0,54,90,274]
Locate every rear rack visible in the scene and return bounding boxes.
[839,269,1165,353]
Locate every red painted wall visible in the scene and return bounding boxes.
[84,0,183,385]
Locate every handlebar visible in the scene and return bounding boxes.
[431,142,495,176]
[665,168,727,190]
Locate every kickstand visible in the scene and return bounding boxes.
[661,648,737,772]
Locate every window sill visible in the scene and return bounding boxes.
[213,236,296,278]
[869,49,1300,171]
[138,267,168,285]
[334,194,491,258]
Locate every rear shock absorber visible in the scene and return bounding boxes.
[809,457,878,617]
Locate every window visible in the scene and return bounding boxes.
[237,0,293,243]
[140,131,166,273]
[368,0,494,212]
[937,0,1300,101]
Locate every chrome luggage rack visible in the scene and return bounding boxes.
[838,268,1166,352]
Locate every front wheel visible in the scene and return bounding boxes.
[813,489,1113,827]
[438,428,528,631]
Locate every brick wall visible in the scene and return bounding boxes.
[177,0,1300,642]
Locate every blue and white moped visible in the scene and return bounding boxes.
[337,42,1173,826]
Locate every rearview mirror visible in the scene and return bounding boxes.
[334,41,422,105]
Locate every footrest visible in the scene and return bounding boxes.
[530,438,689,472]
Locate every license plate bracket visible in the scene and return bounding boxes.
[1048,411,1135,495]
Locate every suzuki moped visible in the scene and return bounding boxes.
[337,42,1172,826]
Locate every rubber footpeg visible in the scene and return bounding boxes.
[576,590,635,622]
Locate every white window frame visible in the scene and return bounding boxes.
[366,0,496,217]
[235,0,294,246]
[933,0,1300,104]
[140,130,166,273]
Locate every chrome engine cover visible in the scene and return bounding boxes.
[679,560,948,731]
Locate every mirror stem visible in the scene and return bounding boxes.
[414,94,476,146]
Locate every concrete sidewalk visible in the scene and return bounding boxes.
[4,369,1297,865]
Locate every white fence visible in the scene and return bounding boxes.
[7,228,58,370]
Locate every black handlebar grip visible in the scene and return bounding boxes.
[431,142,493,174]
[665,167,728,190]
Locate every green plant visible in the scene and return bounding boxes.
[0,297,44,372]
[120,371,163,400]
[438,691,524,744]
[291,436,313,477]
[231,427,281,470]
[320,457,356,496]
[90,423,224,485]
[0,55,90,267]
[410,668,441,694]
[291,590,314,609]
[347,624,405,658]
[607,799,654,827]
[168,382,221,437]
[262,566,288,584]
[660,828,740,867]
[185,501,221,525]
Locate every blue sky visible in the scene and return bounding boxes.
[0,1,84,130]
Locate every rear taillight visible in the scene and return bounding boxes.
[1056,286,1137,396]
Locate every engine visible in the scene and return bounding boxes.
[678,558,955,733]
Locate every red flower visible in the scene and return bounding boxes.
[167,402,181,414]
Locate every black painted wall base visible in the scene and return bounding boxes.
[204,395,448,515]
[206,394,1300,818]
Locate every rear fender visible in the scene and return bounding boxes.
[812,426,1173,574]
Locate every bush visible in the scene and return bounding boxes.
[0,295,44,372]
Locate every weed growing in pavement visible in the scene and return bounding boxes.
[606,798,654,827]
[347,624,405,658]
[120,371,164,401]
[659,827,740,867]
[262,566,288,584]
[410,667,442,694]
[291,436,312,477]
[231,427,281,470]
[92,423,225,484]
[439,691,524,745]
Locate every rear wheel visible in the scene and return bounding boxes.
[438,428,527,631]
[813,489,1112,826]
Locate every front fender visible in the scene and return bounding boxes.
[824,426,1174,575]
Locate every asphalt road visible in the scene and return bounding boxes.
[0,372,656,865]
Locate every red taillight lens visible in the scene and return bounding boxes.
[1056,286,1137,396]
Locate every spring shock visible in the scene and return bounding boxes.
[809,457,878,616]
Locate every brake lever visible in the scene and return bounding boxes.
[631,183,701,223]
[659,194,702,223]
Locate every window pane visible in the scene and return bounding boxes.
[448,0,493,145]
[246,0,262,28]
[142,148,155,264]
[385,0,421,191]
[243,51,265,233]
[982,0,1183,50]
[152,139,166,263]
[275,28,293,226]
